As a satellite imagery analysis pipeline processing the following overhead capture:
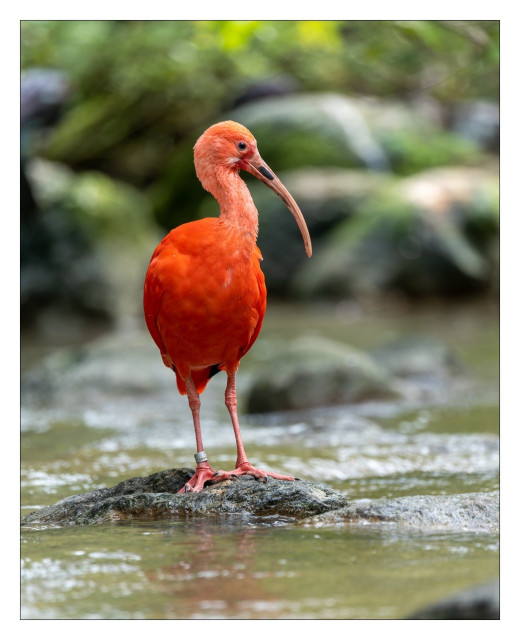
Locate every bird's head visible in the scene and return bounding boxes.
[194,121,312,258]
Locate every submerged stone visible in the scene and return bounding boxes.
[304,491,498,533]
[21,468,347,527]
[408,580,499,619]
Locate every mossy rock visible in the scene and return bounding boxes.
[246,336,399,413]
[229,93,390,172]
[248,168,390,294]
[292,166,499,299]
[22,158,159,330]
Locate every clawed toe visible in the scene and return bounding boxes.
[230,462,293,483]
[178,462,219,493]
[250,472,268,482]
[179,460,295,493]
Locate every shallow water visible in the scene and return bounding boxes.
[21,522,497,620]
[21,300,499,619]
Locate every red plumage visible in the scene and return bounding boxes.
[144,218,266,395]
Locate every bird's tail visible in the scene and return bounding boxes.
[174,364,225,395]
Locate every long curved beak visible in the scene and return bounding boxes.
[246,155,312,258]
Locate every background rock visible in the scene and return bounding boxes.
[229,93,392,172]
[249,168,390,294]
[370,334,465,379]
[447,99,499,152]
[292,166,499,299]
[21,158,158,336]
[246,336,399,413]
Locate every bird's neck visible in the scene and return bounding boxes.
[214,168,259,253]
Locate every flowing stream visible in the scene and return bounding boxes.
[21,300,499,619]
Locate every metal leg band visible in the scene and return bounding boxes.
[194,450,208,464]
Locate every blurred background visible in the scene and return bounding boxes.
[20,21,500,620]
[21,20,499,354]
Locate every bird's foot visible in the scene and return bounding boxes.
[178,461,218,493]
[212,460,295,484]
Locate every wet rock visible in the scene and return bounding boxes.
[305,491,498,533]
[21,468,347,527]
[370,335,465,379]
[246,336,399,414]
[293,166,499,299]
[408,580,499,619]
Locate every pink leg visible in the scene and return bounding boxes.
[214,370,295,483]
[178,376,217,493]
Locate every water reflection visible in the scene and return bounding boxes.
[143,521,288,618]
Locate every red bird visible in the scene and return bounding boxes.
[143,121,312,493]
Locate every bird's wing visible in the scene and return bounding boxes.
[143,251,170,366]
[143,219,217,362]
[238,245,267,360]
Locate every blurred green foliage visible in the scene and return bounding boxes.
[21,20,499,317]
[21,20,499,187]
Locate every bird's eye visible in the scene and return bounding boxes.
[237,142,247,151]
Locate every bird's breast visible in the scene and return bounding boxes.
[147,232,266,371]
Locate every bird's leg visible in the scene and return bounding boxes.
[214,370,295,483]
[178,376,218,493]
[225,370,249,467]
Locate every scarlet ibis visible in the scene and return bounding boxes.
[143,121,312,493]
